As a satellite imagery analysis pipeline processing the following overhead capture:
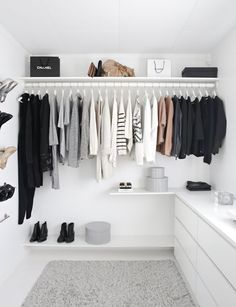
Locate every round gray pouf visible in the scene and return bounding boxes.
[85,221,111,245]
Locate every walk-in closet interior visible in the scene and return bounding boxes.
[0,0,236,306]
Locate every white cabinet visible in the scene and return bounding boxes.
[198,218,236,289]
[197,248,236,307]
[196,275,217,307]
[174,238,197,293]
[175,197,198,240]
[175,218,197,267]
[174,197,236,307]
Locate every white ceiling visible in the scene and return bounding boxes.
[0,0,236,54]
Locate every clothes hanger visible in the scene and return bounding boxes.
[128,88,131,101]
[31,84,34,95]
[69,83,73,98]
[212,88,217,98]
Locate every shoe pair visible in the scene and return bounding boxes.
[0,183,15,202]
[0,78,18,103]
[30,221,48,243]
[87,60,104,77]
[57,222,75,243]
[0,146,17,169]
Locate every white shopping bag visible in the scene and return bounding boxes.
[147,59,171,77]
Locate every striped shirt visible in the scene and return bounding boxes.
[133,96,143,143]
[117,96,127,155]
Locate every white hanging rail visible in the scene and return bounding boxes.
[20,76,218,89]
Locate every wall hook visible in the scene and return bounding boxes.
[0,213,10,224]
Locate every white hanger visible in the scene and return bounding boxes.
[105,88,108,102]
[113,88,117,99]
[128,89,131,100]
[152,88,155,97]
[91,88,94,100]
[121,88,124,100]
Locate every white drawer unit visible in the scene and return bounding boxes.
[175,197,198,240]
[197,247,236,307]
[175,218,197,267]
[196,275,217,307]
[174,238,197,293]
[174,193,236,307]
[198,218,236,290]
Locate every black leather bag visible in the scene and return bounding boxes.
[30,56,60,77]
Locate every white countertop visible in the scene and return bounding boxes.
[176,189,236,248]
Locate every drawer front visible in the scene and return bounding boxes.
[196,275,217,307]
[198,218,236,289]
[197,247,236,307]
[174,238,196,293]
[175,197,198,240]
[175,218,197,266]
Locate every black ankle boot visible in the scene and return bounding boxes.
[30,221,40,242]
[65,223,75,243]
[57,222,67,243]
[38,222,48,242]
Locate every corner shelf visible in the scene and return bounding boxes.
[109,188,177,196]
[24,235,174,250]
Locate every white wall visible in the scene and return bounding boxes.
[0,25,29,285]
[29,53,210,239]
[210,26,236,194]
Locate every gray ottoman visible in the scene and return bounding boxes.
[85,221,111,245]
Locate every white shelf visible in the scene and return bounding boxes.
[109,188,177,196]
[24,235,174,250]
[20,76,219,83]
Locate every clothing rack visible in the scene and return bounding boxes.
[20,77,218,89]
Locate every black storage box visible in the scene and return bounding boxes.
[182,67,218,78]
[30,56,60,77]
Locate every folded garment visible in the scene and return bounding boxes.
[186,181,211,191]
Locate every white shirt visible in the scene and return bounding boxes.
[89,90,98,156]
[150,93,158,162]
[110,91,118,167]
[143,92,152,162]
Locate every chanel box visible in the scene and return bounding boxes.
[30,56,60,77]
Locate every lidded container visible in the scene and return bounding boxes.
[85,221,111,245]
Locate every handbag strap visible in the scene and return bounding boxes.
[39,57,50,67]
[154,60,165,73]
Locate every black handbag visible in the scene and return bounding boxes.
[30,56,60,77]
[0,183,15,202]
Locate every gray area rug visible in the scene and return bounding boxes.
[22,260,195,307]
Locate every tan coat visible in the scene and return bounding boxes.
[157,96,174,156]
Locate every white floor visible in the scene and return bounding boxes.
[0,249,174,307]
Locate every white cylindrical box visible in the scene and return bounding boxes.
[148,167,165,179]
[85,221,111,245]
[146,176,168,192]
